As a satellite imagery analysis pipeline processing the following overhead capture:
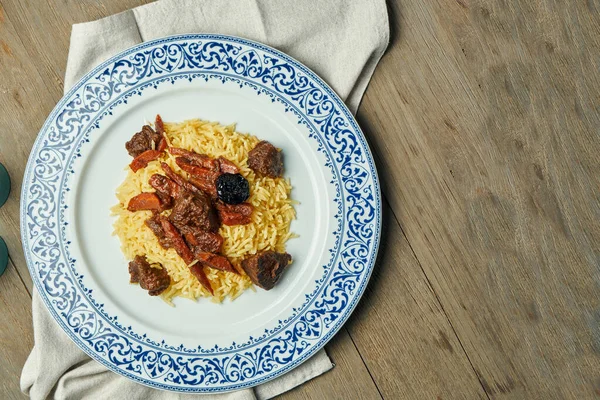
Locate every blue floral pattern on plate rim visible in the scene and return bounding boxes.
[21,34,381,392]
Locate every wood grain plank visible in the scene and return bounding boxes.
[279,328,382,400]
[346,202,487,399]
[358,0,600,398]
[1,0,152,91]
[0,259,34,399]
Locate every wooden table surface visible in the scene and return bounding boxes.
[2,0,600,398]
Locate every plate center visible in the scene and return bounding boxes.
[70,79,331,348]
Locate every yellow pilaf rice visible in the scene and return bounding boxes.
[111,119,296,304]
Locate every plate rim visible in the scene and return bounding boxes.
[21,33,382,392]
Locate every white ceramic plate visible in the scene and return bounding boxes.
[21,34,381,393]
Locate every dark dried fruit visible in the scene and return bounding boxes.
[216,173,250,205]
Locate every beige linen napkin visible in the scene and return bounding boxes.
[21,0,389,398]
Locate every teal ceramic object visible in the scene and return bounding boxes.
[0,163,9,208]
[0,236,7,277]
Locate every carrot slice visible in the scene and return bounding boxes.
[158,217,194,265]
[130,150,162,172]
[155,114,165,135]
[196,252,238,274]
[127,192,163,212]
[157,137,167,152]
[189,264,214,295]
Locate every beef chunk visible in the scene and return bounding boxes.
[128,260,140,283]
[128,255,170,296]
[169,147,219,170]
[154,190,173,210]
[216,202,253,225]
[149,174,174,197]
[145,214,171,249]
[241,251,291,290]
[247,141,283,178]
[149,173,180,204]
[125,128,152,158]
[184,229,223,254]
[169,191,219,233]
[145,124,162,144]
[125,125,161,157]
[189,176,218,199]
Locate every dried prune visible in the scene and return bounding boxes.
[216,173,250,205]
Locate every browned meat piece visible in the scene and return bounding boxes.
[145,125,162,145]
[126,129,151,158]
[159,216,195,264]
[216,202,253,225]
[127,192,167,212]
[196,252,238,274]
[129,150,162,172]
[189,263,214,295]
[128,260,140,283]
[176,157,221,184]
[149,174,172,196]
[189,176,218,198]
[125,126,153,157]
[128,255,170,296]
[247,141,283,178]
[155,115,168,152]
[155,114,165,135]
[184,229,223,254]
[161,162,203,195]
[157,137,168,152]
[217,157,239,174]
[241,251,291,290]
[155,191,173,210]
[149,174,181,202]
[125,125,161,157]
[169,191,219,233]
[169,147,219,170]
[145,214,171,249]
